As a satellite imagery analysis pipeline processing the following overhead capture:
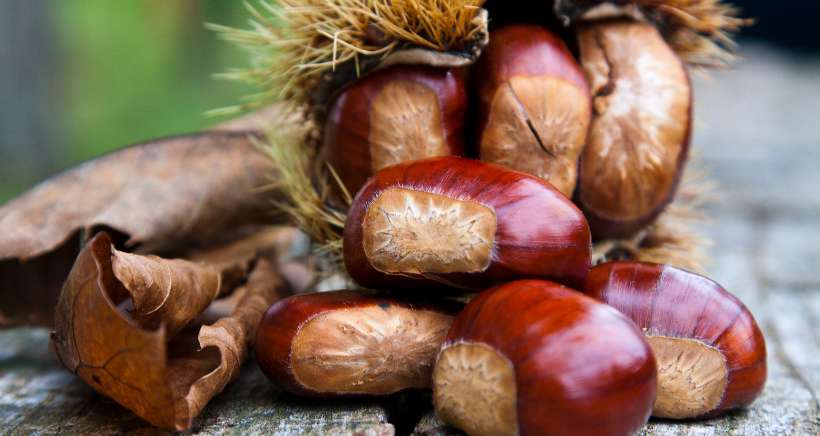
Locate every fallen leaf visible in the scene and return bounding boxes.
[111,248,223,337]
[0,131,281,327]
[51,232,287,430]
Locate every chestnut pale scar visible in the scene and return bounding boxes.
[647,335,728,419]
[362,188,497,274]
[434,342,518,436]
[368,80,450,171]
[481,76,589,197]
[291,305,453,394]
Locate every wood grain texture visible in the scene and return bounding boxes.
[0,329,394,436]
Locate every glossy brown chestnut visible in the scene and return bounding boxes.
[474,24,591,197]
[255,290,458,397]
[576,20,692,238]
[322,65,467,196]
[433,280,656,436]
[584,261,767,419]
[343,156,592,291]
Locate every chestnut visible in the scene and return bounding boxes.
[343,156,592,291]
[576,20,692,239]
[255,290,458,397]
[322,65,467,196]
[433,280,656,436]
[474,24,591,198]
[584,261,767,419]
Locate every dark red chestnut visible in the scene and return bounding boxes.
[584,261,767,419]
[433,280,656,436]
[343,156,592,291]
[255,290,457,397]
[322,65,467,196]
[576,20,692,239]
[474,24,591,198]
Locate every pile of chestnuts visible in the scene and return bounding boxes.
[245,3,764,435]
[256,160,766,435]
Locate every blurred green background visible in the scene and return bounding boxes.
[0,0,250,202]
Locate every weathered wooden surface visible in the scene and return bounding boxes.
[1,44,819,435]
[0,329,395,435]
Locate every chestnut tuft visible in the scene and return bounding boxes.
[433,280,657,436]
[343,156,592,291]
[584,261,767,419]
[322,65,467,196]
[255,291,458,397]
[576,20,692,238]
[474,24,591,197]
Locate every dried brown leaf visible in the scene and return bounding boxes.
[0,131,281,327]
[111,248,223,337]
[178,258,280,423]
[51,233,287,430]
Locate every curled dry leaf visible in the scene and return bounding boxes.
[0,131,280,327]
[110,248,223,337]
[51,233,287,431]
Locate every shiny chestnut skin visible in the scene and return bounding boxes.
[474,24,591,197]
[584,261,767,419]
[322,65,467,196]
[343,156,592,292]
[255,291,458,397]
[576,20,692,239]
[433,280,657,436]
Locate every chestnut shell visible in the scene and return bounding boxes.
[575,20,692,239]
[343,156,592,291]
[436,279,657,436]
[322,65,467,197]
[255,291,460,397]
[473,24,591,198]
[584,261,767,418]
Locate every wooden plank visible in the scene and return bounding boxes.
[760,215,820,288]
[0,328,394,436]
